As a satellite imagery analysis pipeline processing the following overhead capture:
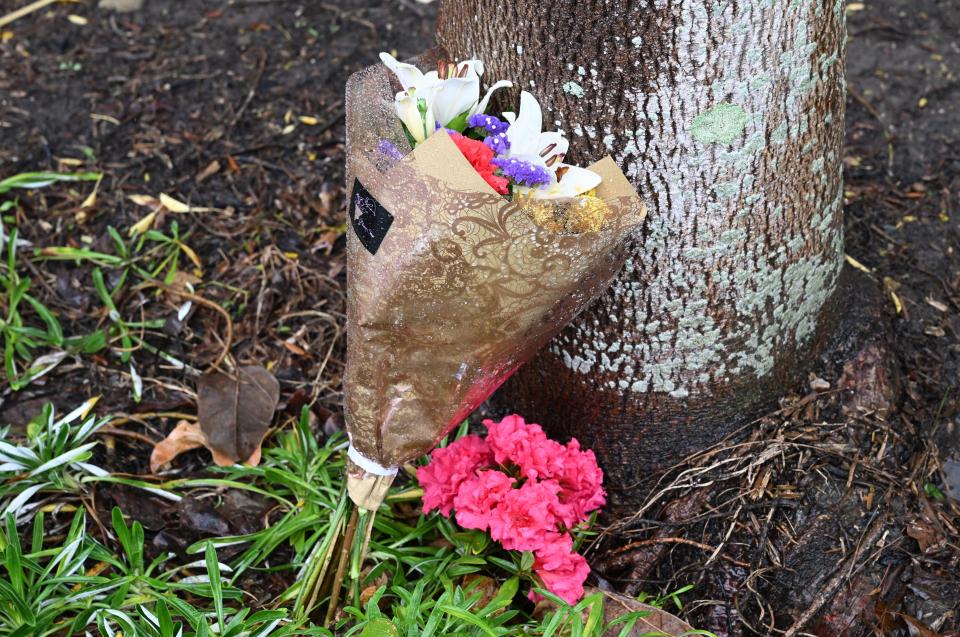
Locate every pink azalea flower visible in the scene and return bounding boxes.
[532,533,591,605]
[483,414,566,480]
[551,439,606,528]
[453,469,516,531]
[417,435,494,516]
[487,479,560,552]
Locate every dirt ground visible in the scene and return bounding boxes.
[0,0,958,635]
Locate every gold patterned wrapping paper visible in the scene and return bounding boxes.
[342,61,646,510]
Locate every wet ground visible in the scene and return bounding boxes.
[0,0,958,634]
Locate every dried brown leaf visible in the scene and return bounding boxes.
[150,420,207,473]
[593,588,694,636]
[165,271,202,305]
[198,366,280,465]
[195,160,221,184]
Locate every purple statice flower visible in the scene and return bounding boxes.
[467,114,511,154]
[377,139,404,160]
[492,157,551,188]
[468,113,509,135]
[483,131,510,155]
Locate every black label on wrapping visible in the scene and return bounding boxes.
[349,179,394,255]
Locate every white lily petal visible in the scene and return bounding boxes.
[473,79,513,116]
[457,59,484,78]
[506,91,543,156]
[395,93,429,142]
[502,111,517,124]
[424,103,437,137]
[531,165,603,200]
[431,77,480,126]
[379,52,425,92]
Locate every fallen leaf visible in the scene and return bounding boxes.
[67,14,88,25]
[150,420,208,473]
[159,193,192,213]
[99,0,144,11]
[845,254,872,274]
[129,193,161,207]
[198,366,280,466]
[900,613,946,637]
[195,160,221,184]
[129,210,159,236]
[178,241,203,270]
[165,271,202,305]
[80,188,97,209]
[299,115,319,125]
[926,297,949,312]
[593,588,695,636]
[906,512,945,553]
[883,276,903,315]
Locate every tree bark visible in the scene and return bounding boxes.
[437,0,847,511]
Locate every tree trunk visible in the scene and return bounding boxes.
[437,0,846,512]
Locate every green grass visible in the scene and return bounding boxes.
[0,171,204,392]
[0,172,107,389]
[0,402,710,637]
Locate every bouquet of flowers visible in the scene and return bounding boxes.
[299,50,644,619]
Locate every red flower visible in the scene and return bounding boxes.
[550,439,606,528]
[531,533,591,605]
[449,132,510,195]
[487,479,560,552]
[417,435,493,516]
[484,414,565,481]
[454,469,515,531]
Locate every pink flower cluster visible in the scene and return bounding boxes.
[417,414,605,604]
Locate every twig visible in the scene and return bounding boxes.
[606,536,750,569]
[96,427,160,447]
[227,49,268,133]
[135,280,234,371]
[0,0,59,29]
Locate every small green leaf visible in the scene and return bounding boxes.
[359,618,400,637]
[520,550,535,572]
[924,482,946,501]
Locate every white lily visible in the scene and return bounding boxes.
[503,91,602,200]
[380,52,512,141]
[395,91,435,143]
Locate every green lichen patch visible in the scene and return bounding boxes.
[562,81,585,98]
[691,103,749,145]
